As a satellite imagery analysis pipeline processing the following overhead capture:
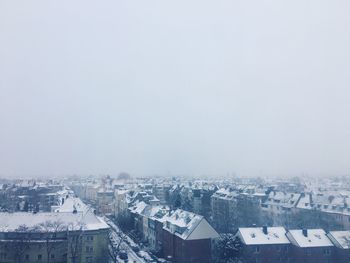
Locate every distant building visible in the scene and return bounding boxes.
[261,191,301,226]
[96,190,114,214]
[113,189,129,217]
[153,185,170,204]
[211,188,237,232]
[296,192,350,230]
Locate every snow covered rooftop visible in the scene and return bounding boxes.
[287,229,334,248]
[238,227,290,245]
[129,201,148,215]
[212,188,237,200]
[163,209,219,240]
[297,193,350,215]
[141,205,168,218]
[263,191,301,208]
[115,189,129,195]
[53,197,89,213]
[328,231,350,249]
[0,212,109,232]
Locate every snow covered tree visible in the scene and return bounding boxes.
[212,234,242,263]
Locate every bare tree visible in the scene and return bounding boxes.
[108,229,128,263]
[37,220,66,263]
[67,221,86,263]
[10,225,33,263]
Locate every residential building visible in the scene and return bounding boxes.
[287,229,334,263]
[162,209,219,263]
[327,230,350,263]
[0,211,109,263]
[236,226,290,263]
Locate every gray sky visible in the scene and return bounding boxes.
[1,1,350,177]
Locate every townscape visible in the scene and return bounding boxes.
[1,1,350,262]
[1,174,350,262]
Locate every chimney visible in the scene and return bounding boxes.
[302,229,308,237]
[263,225,268,235]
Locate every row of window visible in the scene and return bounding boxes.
[86,235,94,241]
[253,246,331,256]
[25,254,55,260]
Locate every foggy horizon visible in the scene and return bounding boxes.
[1,0,350,177]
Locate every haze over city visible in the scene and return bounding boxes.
[1,0,350,177]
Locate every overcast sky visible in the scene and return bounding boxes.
[1,1,350,177]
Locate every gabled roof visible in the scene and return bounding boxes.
[263,191,301,208]
[287,229,334,248]
[328,231,350,249]
[163,209,219,240]
[54,197,89,213]
[141,205,163,218]
[212,188,237,200]
[129,201,148,215]
[238,227,290,245]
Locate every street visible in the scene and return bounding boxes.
[105,217,147,263]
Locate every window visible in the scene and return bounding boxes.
[86,236,94,241]
[0,253,7,260]
[86,256,93,263]
[86,246,93,253]
[38,254,42,260]
[255,246,260,253]
[51,254,55,259]
[324,249,331,255]
[25,255,29,260]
